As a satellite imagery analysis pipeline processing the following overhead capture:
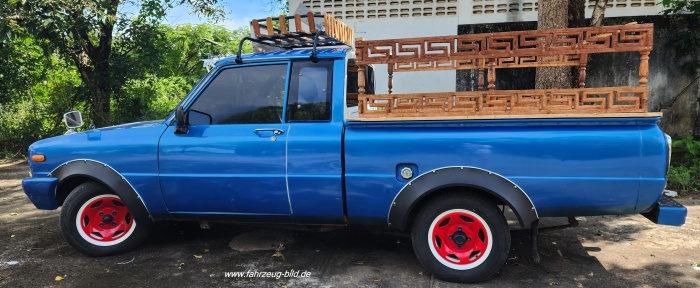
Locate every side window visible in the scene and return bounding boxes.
[287,61,333,121]
[189,64,287,125]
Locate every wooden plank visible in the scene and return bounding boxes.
[307,12,316,32]
[251,20,261,37]
[279,15,287,34]
[266,17,274,35]
[248,13,354,49]
[294,14,302,32]
[347,112,663,122]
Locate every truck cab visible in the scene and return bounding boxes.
[21,13,687,283]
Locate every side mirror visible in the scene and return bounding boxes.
[188,109,213,125]
[63,111,83,134]
[174,106,189,134]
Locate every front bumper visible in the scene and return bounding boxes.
[642,195,688,226]
[21,177,59,210]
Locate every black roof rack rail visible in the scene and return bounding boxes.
[236,13,354,63]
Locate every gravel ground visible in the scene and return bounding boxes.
[1,159,698,287]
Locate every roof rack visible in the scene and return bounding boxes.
[236,13,354,63]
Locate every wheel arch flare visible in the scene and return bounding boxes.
[50,159,153,224]
[387,166,539,231]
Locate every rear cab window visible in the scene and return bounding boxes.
[287,60,334,122]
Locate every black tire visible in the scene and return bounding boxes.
[411,193,510,283]
[60,181,150,256]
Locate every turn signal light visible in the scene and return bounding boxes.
[31,155,45,162]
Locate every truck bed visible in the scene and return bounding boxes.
[342,116,667,226]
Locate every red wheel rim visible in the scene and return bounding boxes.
[77,195,134,244]
[430,210,490,266]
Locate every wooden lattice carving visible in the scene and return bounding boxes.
[393,54,584,72]
[358,87,648,117]
[355,24,653,65]
[354,24,655,119]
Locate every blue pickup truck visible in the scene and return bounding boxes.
[21,45,688,282]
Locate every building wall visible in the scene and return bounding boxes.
[290,0,667,94]
[290,0,664,24]
[454,15,700,137]
[289,1,700,136]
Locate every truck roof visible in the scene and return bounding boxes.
[214,47,351,67]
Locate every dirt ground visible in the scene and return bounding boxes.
[1,159,698,287]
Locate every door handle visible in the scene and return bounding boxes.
[253,128,285,136]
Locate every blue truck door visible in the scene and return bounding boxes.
[285,60,345,224]
[158,63,292,215]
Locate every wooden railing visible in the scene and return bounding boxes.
[250,13,354,48]
[353,23,656,119]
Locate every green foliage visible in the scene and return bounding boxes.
[0,0,226,127]
[110,23,251,124]
[672,135,700,157]
[667,136,700,195]
[0,20,251,157]
[667,165,699,193]
[113,75,190,123]
[0,35,45,103]
[661,2,700,192]
[157,24,251,80]
[0,53,81,157]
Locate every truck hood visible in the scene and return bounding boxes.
[27,120,169,176]
[89,119,166,132]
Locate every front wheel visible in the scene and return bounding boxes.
[60,182,150,256]
[411,193,510,283]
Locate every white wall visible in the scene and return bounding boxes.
[351,17,457,94]
[288,0,666,93]
[290,0,664,25]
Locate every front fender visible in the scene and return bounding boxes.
[50,159,152,223]
[388,166,538,230]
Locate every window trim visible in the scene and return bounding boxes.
[174,61,292,125]
[286,60,335,123]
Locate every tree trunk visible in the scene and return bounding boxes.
[91,86,112,127]
[591,0,609,27]
[535,0,571,89]
[72,50,112,127]
[568,0,586,28]
[84,1,117,127]
[568,0,586,88]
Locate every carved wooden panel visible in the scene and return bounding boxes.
[393,54,583,72]
[358,87,648,117]
[354,24,654,118]
[355,24,653,66]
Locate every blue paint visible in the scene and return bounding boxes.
[656,205,688,226]
[21,177,58,210]
[20,48,684,228]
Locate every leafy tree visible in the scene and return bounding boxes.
[0,42,82,156]
[0,35,46,104]
[158,24,251,80]
[111,23,251,123]
[0,0,224,127]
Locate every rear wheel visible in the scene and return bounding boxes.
[411,193,510,283]
[60,182,150,256]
